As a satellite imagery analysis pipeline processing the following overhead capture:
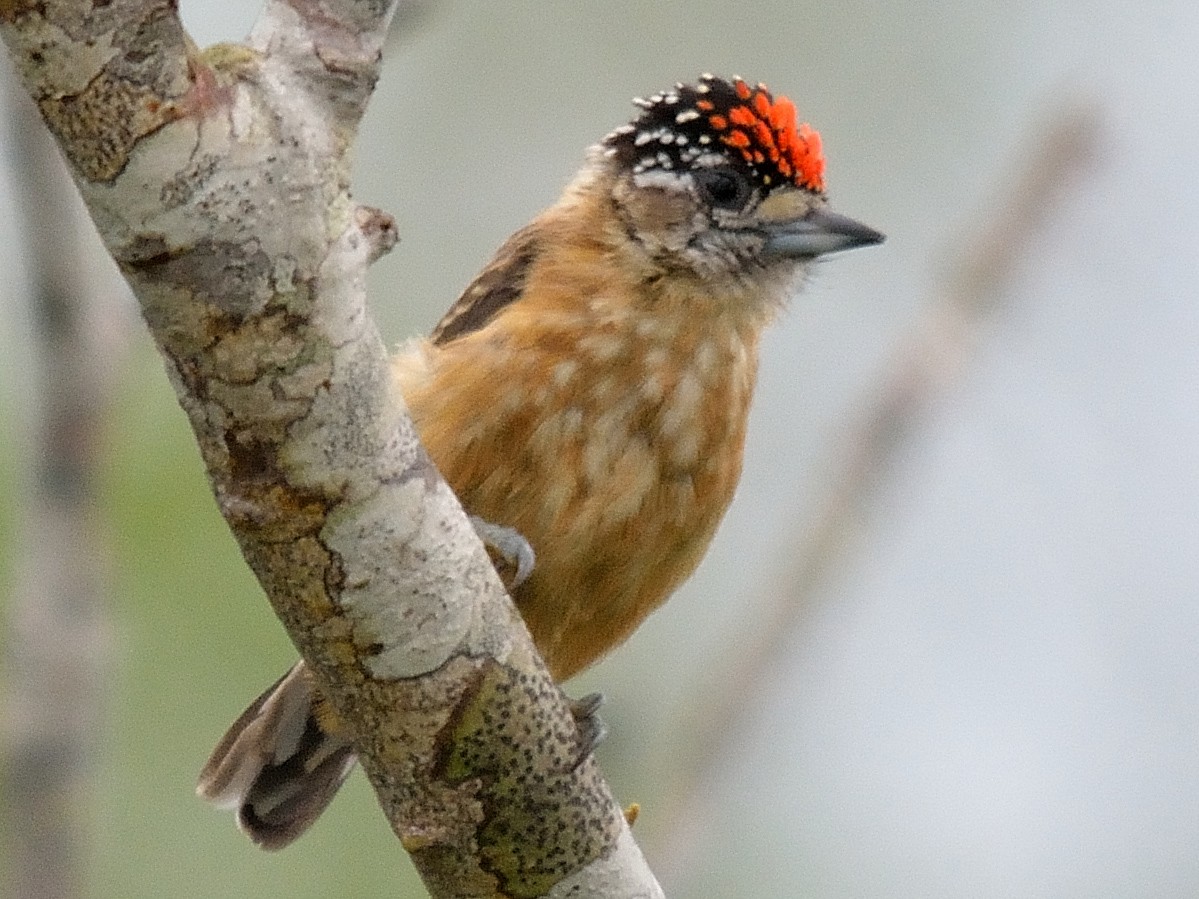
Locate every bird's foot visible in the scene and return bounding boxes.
[469,516,535,588]
[568,692,608,766]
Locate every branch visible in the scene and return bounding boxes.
[0,2,661,895]
[652,100,1101,886]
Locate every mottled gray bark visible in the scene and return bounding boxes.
[0,1,662,895]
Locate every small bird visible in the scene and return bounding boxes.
[197,74,883,848]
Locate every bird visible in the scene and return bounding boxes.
[196,74,883,849]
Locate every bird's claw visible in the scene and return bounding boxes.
[469,516,535,588]
[568,692,608,765]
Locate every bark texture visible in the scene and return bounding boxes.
[0,1,662,895]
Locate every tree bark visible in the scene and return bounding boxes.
[0,2,663,895]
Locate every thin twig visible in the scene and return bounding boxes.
[652,101,1101,886]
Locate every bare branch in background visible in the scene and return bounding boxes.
[653,101,1101,887]
[0,1,660,895]
[0,65,132,899]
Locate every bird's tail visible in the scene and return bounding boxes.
[196,661,357,850]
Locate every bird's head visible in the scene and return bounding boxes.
[597,74,882,290]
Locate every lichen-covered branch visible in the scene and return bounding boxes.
[0,1,661,895]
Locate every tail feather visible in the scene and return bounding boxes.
[197,661,357,850]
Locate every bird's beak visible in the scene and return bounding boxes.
[762,207,885,259]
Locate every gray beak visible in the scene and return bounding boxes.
[763,208,885,259]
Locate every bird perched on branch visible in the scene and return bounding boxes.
[198,74,883,848]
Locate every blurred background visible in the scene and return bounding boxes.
[2,1,1198,896]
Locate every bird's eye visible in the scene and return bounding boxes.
[694,167,752,210]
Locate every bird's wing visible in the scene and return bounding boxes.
[430,223,541,346]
